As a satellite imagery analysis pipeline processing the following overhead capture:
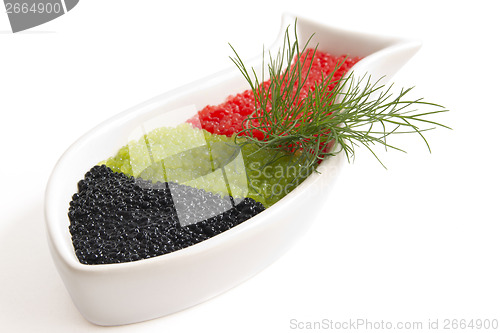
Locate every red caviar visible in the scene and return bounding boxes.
[188,50,361,138]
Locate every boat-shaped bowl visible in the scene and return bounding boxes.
[45,13,421,325]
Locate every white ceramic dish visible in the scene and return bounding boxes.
[45,13,421,326]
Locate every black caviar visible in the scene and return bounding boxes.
[68,165,265,265]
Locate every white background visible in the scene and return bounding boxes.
[1,1,499,332]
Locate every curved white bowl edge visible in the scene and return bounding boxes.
[44,13,422,325]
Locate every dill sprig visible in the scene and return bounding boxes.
[229,22,450,170]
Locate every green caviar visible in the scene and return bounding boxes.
[101,123,311,207]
